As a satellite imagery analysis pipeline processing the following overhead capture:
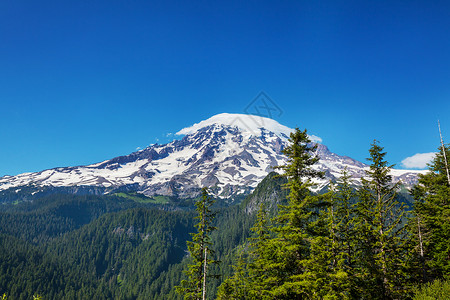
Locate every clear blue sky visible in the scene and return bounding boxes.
[1,0,450,176]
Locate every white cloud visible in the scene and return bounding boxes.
[401,152,436,169]
[176,113,293,137]
[166,132,173,137]
[135,146,142,151]
[309,134,322,144]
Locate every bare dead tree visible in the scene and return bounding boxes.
[438,120,450,186]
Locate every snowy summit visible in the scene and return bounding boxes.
[177,113,322,143]
[177,113,291,137]
[0,113,424,199]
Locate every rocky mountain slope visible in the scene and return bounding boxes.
[0,113,425,199]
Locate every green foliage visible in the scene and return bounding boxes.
[413,279,450,300]
[220,138,421,300]
[2,137,449,299]
[302,178,353,300]
[217,203,272,299]
[260,128,323,298]
[0,189,258,299]
[0,194,137,244]
[176,188,218,300]
[353,140,411,299]
[219,128,328,299]
[409,144,450,282]
[113,192,170,204]
[0,194,194,299]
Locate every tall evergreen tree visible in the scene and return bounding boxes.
[218,128,324,299]
[176,188,218,300]
[216,245,250,300]
[410,144,450,281]
[314,170,360,299]
[298,180,351,300]
[334,170,358,283]
[296,170,362,299]
[354,140,410,299]
[269,128,324,299]
[217,203,271,299]
[237,128,322,299]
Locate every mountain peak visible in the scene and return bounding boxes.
[176,113,292,138]
[0,113,424,200]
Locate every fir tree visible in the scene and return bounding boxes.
[176,188,218,300]
[249,128,324,299]
[410,144,450,281]
[334,170,358,281]
[217,203,272,299]
[216,245,249,300]
[219,128,324,299]
[354,140,410,299]
[314,171,360,299]
[299,182,351,299]
[270,128,324,299]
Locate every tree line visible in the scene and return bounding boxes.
[0,190,256,299]
[0,128,449,299]
[181,128,450,299]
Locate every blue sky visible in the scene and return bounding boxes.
[1,0,450,176]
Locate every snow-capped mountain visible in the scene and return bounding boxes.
[0,113,425,198]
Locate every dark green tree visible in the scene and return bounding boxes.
[216,245,249,300]
[176,188,218,300]
[218,128,324,299]
[409,144,450,281]
[354,140,411,299]
[333,170,362,298]
[245,128,324,298]
[298,182,351,299]
[269,128,324,299]
[217,203,271,299]
[304,171,360,299]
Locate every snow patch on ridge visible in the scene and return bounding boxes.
[0,112,423,199]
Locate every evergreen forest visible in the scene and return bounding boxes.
[0,129,449,299]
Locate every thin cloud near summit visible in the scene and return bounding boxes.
[401,152,436,169]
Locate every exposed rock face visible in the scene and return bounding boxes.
[243,172,287,215]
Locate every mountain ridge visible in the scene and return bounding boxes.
[0,113,425,199]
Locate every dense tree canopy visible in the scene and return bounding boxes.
[1,138,449,300]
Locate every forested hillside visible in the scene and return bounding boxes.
[0,134,449,299]
[215,130,450,299]
[0,190,263,299]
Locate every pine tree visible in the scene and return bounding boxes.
[334,170,358,283]
[249,128,324,299]
[408,185,428,284]
[298,181,351,299]
[354,140,410,299]
[219,128,324,299]
[245,202,273,299]
[319,170,360,299]
[216,245,249,300]
[176,188,218,300]
[410,144,450,281]
[295,170,364,300]
[217,203,272,299]
[273,128,324,299]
